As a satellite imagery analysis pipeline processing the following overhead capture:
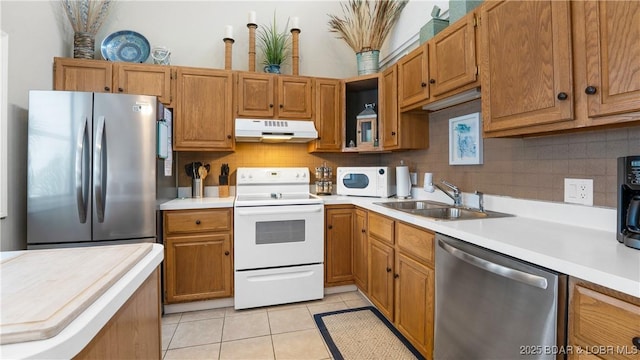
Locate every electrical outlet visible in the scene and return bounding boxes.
[564,178,593,206]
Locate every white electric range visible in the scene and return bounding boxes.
[233,167,324,309]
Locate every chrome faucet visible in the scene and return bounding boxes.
[434,180,462,206]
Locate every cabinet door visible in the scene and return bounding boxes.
[164,233,233,303]
[584,1,640,119]
[381,65,399,149]
[368,238,394,320]
[569,282,640,360]
[353,208,368,292]
[394,253,434,359]
[481,0,574,133]
[114,63,173,106]
[429,12,478,97]
[175,67,233,151]
[236,72,275,117]
[309,78,341,152]
[277,76,313,119]
[325,207,354,286]
[53,57,112,92]
[398,44,429,109]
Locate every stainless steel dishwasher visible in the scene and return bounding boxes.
[434,234,567,360]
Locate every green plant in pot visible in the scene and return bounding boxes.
[257,13,291,74]
[328,0,407,75]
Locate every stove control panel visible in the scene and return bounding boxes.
[237,167,310,185]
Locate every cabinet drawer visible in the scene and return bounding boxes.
[396,222,434,266]
[368,212,395,245]
[571,285,640,359]
[164,209,232,234]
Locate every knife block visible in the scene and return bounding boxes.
[218,185,229,198]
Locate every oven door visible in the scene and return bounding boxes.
[234,203,324,270]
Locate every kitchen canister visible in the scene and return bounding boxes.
[396,160,412,199]
[192,178,203,198]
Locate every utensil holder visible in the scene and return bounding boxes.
[192,178,204,198]
[219,185,229,198]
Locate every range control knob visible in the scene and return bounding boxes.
[379,169,385,175]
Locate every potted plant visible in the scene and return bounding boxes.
[328,0,407,75]
[257,13,291,74]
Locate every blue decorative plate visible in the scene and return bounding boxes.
[101,30,150,63]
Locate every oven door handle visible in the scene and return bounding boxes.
[236,207,322,216]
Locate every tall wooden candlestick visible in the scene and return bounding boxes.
[291,28,301,75]
[223,38,234,70]
[247,23,257,72]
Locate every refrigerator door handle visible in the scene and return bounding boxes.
[75,118,88,223]
[94,116,107,223]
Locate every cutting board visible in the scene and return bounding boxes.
[0,243,152,345]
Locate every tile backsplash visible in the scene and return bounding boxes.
[176,99,639,208]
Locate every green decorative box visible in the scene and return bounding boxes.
[419,18,449,44]
[448,0,483,24]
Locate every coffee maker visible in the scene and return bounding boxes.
[617,156,640,250]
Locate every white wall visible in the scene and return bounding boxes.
[0,0,443,250]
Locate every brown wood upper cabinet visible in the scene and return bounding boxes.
[53,57,173,106]
[236,72,313,119]
[482,0,640,137]
[398,10,479,112]
[582,1,640,123]
[174,67,234,151]
[481,0,574,134]
[309,78,342,152]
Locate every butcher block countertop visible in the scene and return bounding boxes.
[0,243,164,359]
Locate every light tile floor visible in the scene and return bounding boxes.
[162,291,371,360]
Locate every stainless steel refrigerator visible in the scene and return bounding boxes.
[27,90,167,248]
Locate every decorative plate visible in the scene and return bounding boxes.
[101,30,150,63]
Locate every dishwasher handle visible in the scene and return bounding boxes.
[438,238,548,289]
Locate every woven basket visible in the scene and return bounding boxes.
[73,32,95,59]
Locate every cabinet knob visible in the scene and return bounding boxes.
[391,132,396,136]
[557,92,568,101]
[317,136,321,140]
[632,337,640,349]
[429,79,436,84]
[104,86,110,91]
[195,219,201,225]
[225,251,230,256]
[386,267,392,273]
[585,86,597,95]
[421,82,427,87]
[279,104,283,108]
[361,229,366,233]
[269,104,274,108]
[227,135,232,139]
[394,274,399,279]
[117,87,124,92]
[328,225,333,229]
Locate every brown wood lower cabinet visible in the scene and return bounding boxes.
[353,208,368,292]
[74,269,161,359]
[366,211,435,359]
[568,277,640,360]
[325,205,355,286]
[163,208,233,303]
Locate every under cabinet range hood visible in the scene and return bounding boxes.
[235,118,318,143]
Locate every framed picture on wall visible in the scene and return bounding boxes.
[449,112,483,165]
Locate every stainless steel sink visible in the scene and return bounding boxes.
[374,200,513,220]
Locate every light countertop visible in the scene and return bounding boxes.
[158,191,640,298]
[0,243,164,359]
[160,196,235,210]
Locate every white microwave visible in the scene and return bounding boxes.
[336,167,396,198]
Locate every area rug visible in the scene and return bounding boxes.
[313,306,425,360]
